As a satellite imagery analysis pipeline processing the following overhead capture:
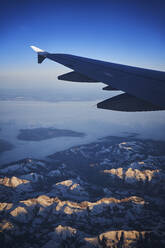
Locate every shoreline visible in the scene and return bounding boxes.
[1,135,165,167]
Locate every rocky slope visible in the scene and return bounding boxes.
[0,136,165,247]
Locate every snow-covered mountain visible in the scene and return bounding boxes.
[0,137,165,247]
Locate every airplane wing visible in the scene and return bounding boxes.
[30,46,165,112]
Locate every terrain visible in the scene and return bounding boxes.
[0,136,165,247]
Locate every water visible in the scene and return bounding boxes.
[0,100,165,165]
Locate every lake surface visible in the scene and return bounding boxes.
[0,100,165,165]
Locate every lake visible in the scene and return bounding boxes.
[0,99,165,165]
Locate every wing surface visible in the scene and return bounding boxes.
[30,46,165,111]
[97,93,164,112]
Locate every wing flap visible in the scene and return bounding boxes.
[102,85,119,91]
[58,71,99,82]
[97,93,165,112]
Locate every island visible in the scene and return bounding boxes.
[17,127,85,141]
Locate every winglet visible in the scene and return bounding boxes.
[30,46,48,64]
[30,46,45,53]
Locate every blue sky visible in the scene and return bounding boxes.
[1,0,165,89]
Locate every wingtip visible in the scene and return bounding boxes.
[30,46,44,53]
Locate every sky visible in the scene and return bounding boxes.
[0,0,165,89]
